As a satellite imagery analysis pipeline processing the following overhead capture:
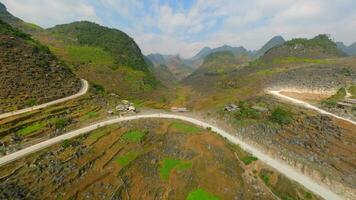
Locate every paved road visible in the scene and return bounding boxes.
[0,79,89,120]
[268,90,356,125]
[0,113,343,200]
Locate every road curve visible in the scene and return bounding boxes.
[0,79,89,120]
[268,90,356,125]
[0,113,343,200]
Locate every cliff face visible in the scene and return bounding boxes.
[0,20,81,113]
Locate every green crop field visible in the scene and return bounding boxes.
[186,188,219,200]
[160,158,192,181]
[16,122,47,136]
[115,151,140,167]
[170,122,202,134]
[121,130,145,142]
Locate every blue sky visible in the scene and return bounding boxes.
[1,0,356,57]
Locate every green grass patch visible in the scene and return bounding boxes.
[186,188,219,200]
[115,151,140,167]
[160,158,192,181]
[84,111,99,119]
[121,130,146,142]
[270,107,293,125]
[67,45,116,68]
[241,156,258,165]
[170,122,202,134]
[17,122,47,136]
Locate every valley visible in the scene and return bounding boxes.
[0,1,355,200]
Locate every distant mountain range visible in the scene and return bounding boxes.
[146,35,285,80]
[336,42,356,56]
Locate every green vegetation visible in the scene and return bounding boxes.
[261,174,270,184]
[0,19,31,39]
[50,117,69,129]
[67,45,116,67]
[322,87,346,106]
[285,34,341,56]
[160,158,192,181]
[240,156,258,165]
[200,51,246,74]
[49,21,150,73]
[61,139,73,148]
[270,107,293,125]
[121,130,146,142]
[84,111,99,119]
[234,101,260,120]
[16,122,47,136]
[92,83,105,93]
[115,151,140,167]
[186,188,219,200]
[271,57,329,65]
[90,129,109,140]
[348,85,356,99]
[25,98,37,106]
[170,122,202,134]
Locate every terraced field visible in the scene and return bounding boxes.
[0,119,320,200]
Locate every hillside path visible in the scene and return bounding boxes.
[268,90,356,125]
[0,79,89,120]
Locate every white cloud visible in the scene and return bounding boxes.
[1,0,356,57]
[1,0,100,27]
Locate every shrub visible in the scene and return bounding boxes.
[92,83,105,93]
[52,117,69,129]
[322,87,346,107]
[234,101,260,120]
[25,98,37,106]
[270,107,293,125]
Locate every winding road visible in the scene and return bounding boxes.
[1,87,354,199]
[0,79,89,120]
[0,113,344,200]
[268,90,356,125]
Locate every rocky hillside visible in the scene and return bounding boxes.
[261,35,346,63]
[0,19,81,113]
[39,21,159,99]
[47,21,149,73]
[182,51,250,94]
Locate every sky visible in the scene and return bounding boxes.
[1,0,356,57]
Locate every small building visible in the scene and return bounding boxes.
[224,104,239,112]
[171,107,188,112]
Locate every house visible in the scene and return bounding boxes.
[171,107,188,112]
